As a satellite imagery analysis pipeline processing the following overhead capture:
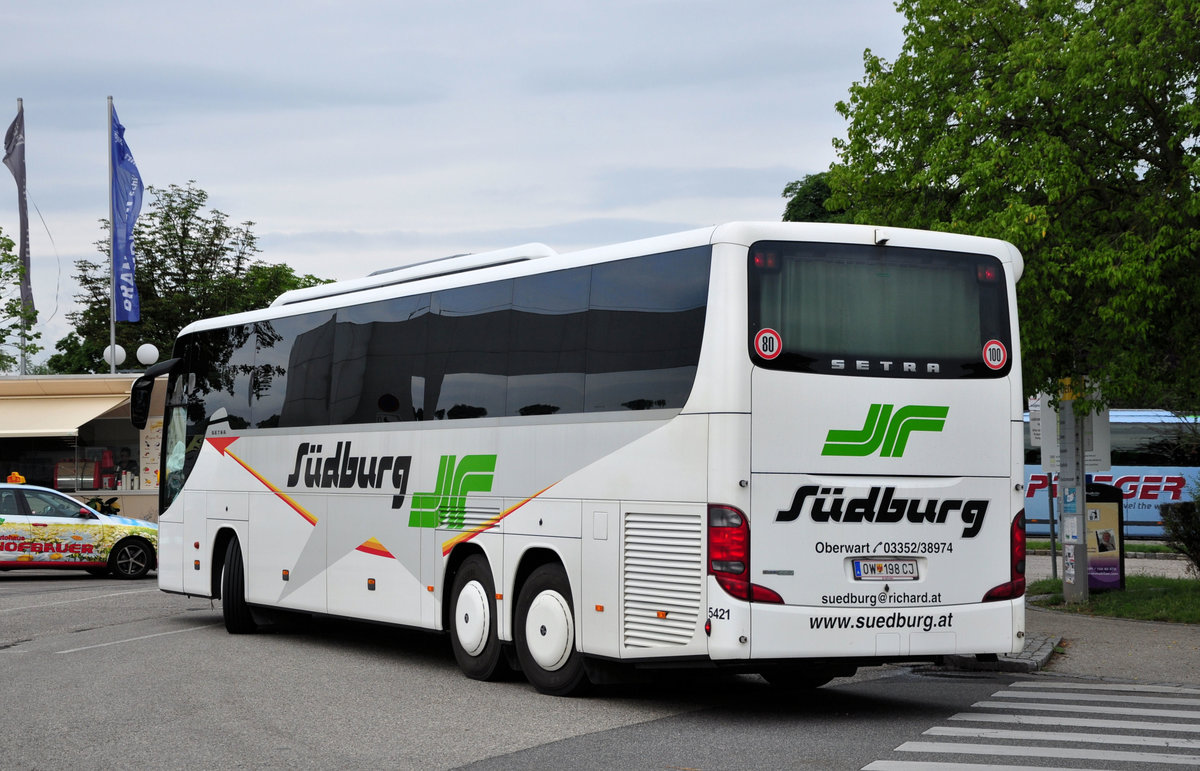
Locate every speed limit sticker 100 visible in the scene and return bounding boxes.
[755,328,782,360]
[983,339,1007,370]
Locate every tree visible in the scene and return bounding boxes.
[52,182,328,373]
[781,172,846,222]
[828,0,1200,409]
[0,226,39,372]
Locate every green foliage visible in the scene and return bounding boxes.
[781,172,845,222]
[0,226,40,372]
[829,0,1200,409]
[56,181,329,373]
[1029,575,1200,623]
[1161,491,1200,575]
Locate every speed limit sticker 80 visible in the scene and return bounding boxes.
[755,328,782,360]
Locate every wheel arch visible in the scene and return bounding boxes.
[441,543,487,633]
[108,534,158,573]
[210,526,240,599]
[511,546,571,623]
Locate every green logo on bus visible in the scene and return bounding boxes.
[822,404,949,458]
[409,455,497,529]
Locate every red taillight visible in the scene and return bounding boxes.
[983,511,1026,601]
[708,504,784,604]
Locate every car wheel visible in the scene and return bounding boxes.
[221,538,258,634]
[449,555,506,681]
[109,538,153,579]
[514,563,589,696]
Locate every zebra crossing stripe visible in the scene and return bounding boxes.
[991,689,1200,707]
[863,761,1104,771]
[1009,681,1200,696]
[949,711,1200,733]
[895,740,1200,766]
[973,699,1200,719]
[925,724,1200,749]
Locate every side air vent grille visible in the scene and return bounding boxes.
[622,510,703,648]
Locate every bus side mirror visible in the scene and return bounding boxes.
[130,357,180,430]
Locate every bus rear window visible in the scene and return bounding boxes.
[748,241,1012,378]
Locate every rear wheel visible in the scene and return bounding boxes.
[760,664,853,690]
[109,538,153,579]
[449,555,506,680]
[514,564,589,696]
[221,538,257,634]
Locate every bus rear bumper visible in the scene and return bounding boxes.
[708,598,1024,661]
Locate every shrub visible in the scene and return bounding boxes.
[1161,488,1200,577]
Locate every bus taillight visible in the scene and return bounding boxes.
[708,505,783,604]
[983,511,1026,602]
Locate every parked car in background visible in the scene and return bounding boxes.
[0,483,157,578]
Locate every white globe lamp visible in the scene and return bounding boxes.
[102,344,126,367]
[136,343,159,367]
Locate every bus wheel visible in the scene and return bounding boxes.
[450,555,505,680]
[221,538,258,634]
[515,564,589,696]
[761,664,849,690]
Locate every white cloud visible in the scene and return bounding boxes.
[0,0,904,361]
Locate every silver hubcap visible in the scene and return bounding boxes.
[455,579,490,656]
[524,589,573,671]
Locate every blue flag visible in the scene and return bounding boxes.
[110,103,142,323]
[3,101,33,315]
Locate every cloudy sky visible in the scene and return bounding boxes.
[0,1,905,360]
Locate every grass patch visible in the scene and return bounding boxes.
[1028,575,1200,624]
[1027,540,1175,555]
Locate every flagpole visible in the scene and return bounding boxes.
[107,96,116,374]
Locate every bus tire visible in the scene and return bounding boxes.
[514,563,589,696]
[449,555,505,681]
[109,537,154,579]
[761,664,849,690]
[221,538,258,634]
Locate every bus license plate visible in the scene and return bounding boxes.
[853,558,918,581]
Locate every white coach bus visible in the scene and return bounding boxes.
[131,222,1026,695]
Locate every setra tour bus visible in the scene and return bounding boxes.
[130,222,1026,695]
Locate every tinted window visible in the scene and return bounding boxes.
[171,246,712,434]
[748,241,1011,378]
[254,312,335,428]
[188,325,254,430]
[331,294,431,423]
[509,268,589,415]
[586,247,710,410]
[427,281,513,420]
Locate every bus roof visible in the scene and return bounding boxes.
[176,222,1024,338]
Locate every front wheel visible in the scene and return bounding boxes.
[109,538,153,579]
[514,564,589,696]
[221,538,258,634]
[449,555,506,680]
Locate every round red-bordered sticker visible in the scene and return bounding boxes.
[982,339,1008,370]
[755,328,783,360]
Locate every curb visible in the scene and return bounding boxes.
[943,632,1061,673]
[1027,548,1185,561]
